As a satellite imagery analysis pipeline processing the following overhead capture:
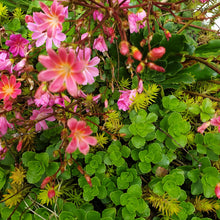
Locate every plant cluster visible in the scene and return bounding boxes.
[0,0,220,219]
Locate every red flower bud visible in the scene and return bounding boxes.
[48,188,56,199]
[77,165,85,175]
[131,46,142,61]
[148,47,166,61]
[147,62,165,72]
[41,177,51,189]
[165,30,172,41]
[16,140,22,152]
[119,41,130,56]
[84,174,92,187]
[215,183,220,199]
[136,62,145,73]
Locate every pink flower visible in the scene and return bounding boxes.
[93,10,104,21]
[34,93,51,107]
[30,107,56,132]
[215,183,220,199]
[93,35,108,52]
[27,0,67,49]
[0,51,13,73]
[5,34,29,57]
[117,89,137,111]
[197,121,210,134]
[0,116,13,137]
[128,9,146,33]
[210,116,220,132]
[38,47,85,97]
[66,118,97,155]
[0,75,21,101]
[76,47,100,85]
[148,47,166,61]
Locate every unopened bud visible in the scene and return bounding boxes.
[77,165,85,175]
[148,47,166,61]
[119,41,130,56]
[48,188,56,199]
[104,99,108,108]
[53,150,59,158]
[165,30,172,41]
[147,62,165,72]
[17,140,22,152]
[41,177,51,189]
[131,46,142,61]
[215,183,220,199]
[84,174,92,187]
[25,15,34,23]
[136,62,145,73]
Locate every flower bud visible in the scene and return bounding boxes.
[77,165,85,175]
[148,47,166,61]
[147,62,165,72]
[137,79,143,93]
[165,30,172,41]
[136,62,145,73]
[25,15,34,23]
[215,183,220,199]
[48,188,56,199]
[41,177,51,189]
[131,46,142,61]
[197,121,210,134]
[104,99,108,108]
[17,140,22,152]
[119,41,130,56]
[84,174,92,187]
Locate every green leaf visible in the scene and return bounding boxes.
[127,184,142,198]
[85,211,101,220]
[86,117,99,133]
[195,39,220,57]
[204,133,220,155]
[5,18,21,31]
[26,161,45,183]
[35,153,49,168]
[131,135,145,148]
[46,162,59,176]
[102,208,116,219]
[138,162,151,173]
[122,207,136,220]
[110,190,123,205]
[22,151,36,166]
[187,169,200,183]
[59,211,75,220]
[0,168,6,190]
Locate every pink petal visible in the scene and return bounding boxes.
[49,75,65,92]
[58,47,67,63]
[66,138,78,153]
[89,57,100,66]
[48,49,61,64]
[78,140,90,155]
[84,136,97,146]
[36,34,47,47]
[39,56,56,69]
[66,75,78,97]
[67,118,78,130]
[38,69,59,81]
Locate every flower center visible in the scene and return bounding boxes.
[3,85,14,96]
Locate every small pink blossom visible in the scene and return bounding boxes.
[77,47,100,85]
[0,116,13,137]
[93,10,104,21]
[38,47,85,97]
[0,51,13,73]
[30,107,56,132]
[66,118,97,155]
[128,9,146,33]
[93,35,108,52]
[5,34,29,57]
[197,121,211,134]
[117,89,137,111]
[210,116,220,132]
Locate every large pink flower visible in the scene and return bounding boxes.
[5,34,29,57]
[30,107,56,132]
[38,47,85,97]
[117,89,137,111]
[66,118,97,155]
[77,47,100,85]
[0,116,13,137]
[27,0,68,49]
[0,75,21,101]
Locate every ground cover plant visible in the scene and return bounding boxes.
[0,0,220,219]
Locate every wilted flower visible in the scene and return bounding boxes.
[0,50,13,73]
[210,116,220,132]
[93,35,108,52]
[38,47,85,97]
[0,116,13,137]
[66,118,97,155]
[30,107,56,132]
[5,34,29,57]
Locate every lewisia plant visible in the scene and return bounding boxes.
[38,47,100,97]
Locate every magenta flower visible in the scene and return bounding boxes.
[0,116,13,137]
[77,47,100,85]
[27,0,68,49]
[93,35,108,52]
[5,34,29,57]
[30,107,56,132]
[66,118,97,155]
[117,89,137,111]
[210,116,220,132]
[93,10,104,21]
[0,51,13,73]
[38,47,85,97]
